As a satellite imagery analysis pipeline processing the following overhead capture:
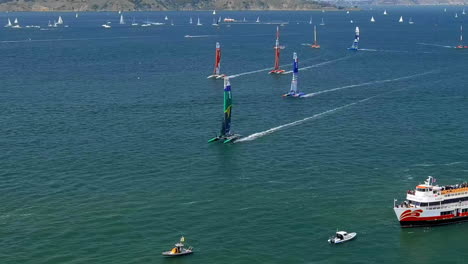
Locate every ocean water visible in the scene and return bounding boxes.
[1,6,468,264]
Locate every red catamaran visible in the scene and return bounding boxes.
[269,26,286,74]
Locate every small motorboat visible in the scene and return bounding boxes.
[328,231,357,244]
[162,236,193,257]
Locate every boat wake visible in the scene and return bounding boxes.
[284,55,355,74]
[184,35,215,38]
[417,43,455,49]
[236,88,408,143]
[227,55,323,79]
[303,70,436,98]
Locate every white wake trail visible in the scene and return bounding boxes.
[227,56,324,79]
[417,43,455,49]
[284,55,354,74]
[303,70,436,98]
[236,87,409,143]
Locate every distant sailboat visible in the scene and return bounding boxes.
[47,20,52,27]
[207,42,225,79]
[311,25,320,49]
[346,11,350,14]
[383,10,387,15]
[165,16,168,21]
[14,18,18,24]
[119,15,125,24]
[463,8,466,15]
[5,18,12,27]
[102,22,111,29]
[444,8,447,12]
[213,10,216,15]
[243,17,246,22]
[212,18,218,26]
[350,20,354,24]
[456,25,468,49]
[320,17,325,26]
[256,17,260,23]
[408,17,414,24]
[309,17,313,24]
[399,16,403,23]
[131,17,138,26]
[171,20,174,26]
[283,52,304,98]
[455,13,458,18]
[197,17,202,26]
[75,13,79,18]
[348,26,359,51]
[57,16,63,25]
[189,17,193,24]
[370,16,375,22]
[207,78,241,144]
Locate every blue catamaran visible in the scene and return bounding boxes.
[348,26,360,51]
[282,52,305,98]
[208,78,241,143]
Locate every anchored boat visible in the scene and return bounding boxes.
[207,42,226,79]
[328,231,357,244]
[394,176,468,227]
[348,27,359,51]
[208,78,241,144]
[269,26,286,74]
[283,52,304,98]
[162,236,193,257]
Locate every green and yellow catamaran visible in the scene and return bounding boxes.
[208,77,241,143]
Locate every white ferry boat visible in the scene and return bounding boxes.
[394,176,468,227]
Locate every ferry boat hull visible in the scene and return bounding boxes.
[395,207,468,227]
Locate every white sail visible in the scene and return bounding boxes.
[320,18,325,25]
[463,8,466,15]
[213,10,216,15]
[256,17,260,23]
[75,13,79,18]
[383,10,387,15]
[189,17,193,24]
[165,16,168,21]
[309,17,312,24]
[455,13,458,18]
[197,17,202,26]
[346,11,350,14]
[57,16,63,24]
[14,18,18,24]
[371,16,375,22]
[399,16,403,23]
[120,15,125,24]
[408,17,414,24]
[5,18,12,27]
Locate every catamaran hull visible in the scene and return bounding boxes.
[269,70,286,74]
[207,74,226,79]
[208,135,241,144]
[282,92,305,98]
[311,44,320,49]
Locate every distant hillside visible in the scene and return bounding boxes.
[0,0,337,11]
[332,0,466,5]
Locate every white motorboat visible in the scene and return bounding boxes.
[162,237,193,257]
[328,231,357,244]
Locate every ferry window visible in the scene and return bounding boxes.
[441,211,453,216]
[421,203,428,206]
[462,209,468,213]
[429,202,440,206]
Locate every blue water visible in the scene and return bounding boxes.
[1,6,468,264]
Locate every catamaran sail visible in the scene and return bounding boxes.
[5,18,12,27]
[189,17,193,24]
[14,18,18,24]
[165,16,168,21]
[208,42,225,79]
[269,26,285,74]
[348,26,359,50]
[383,10,387,15]
[57,16,63,25]
[283,52,304,98]
[197,17,202,26]
[320,18,325,26]
[76,13,79,18]
[208,78,240,143]
[399,16,403,23]
[120,15,125,24]
[213,10,216,15]
[311,25,320,48]
[256,17,260,23]
[371,16,375,22]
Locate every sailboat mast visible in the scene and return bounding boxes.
[214,42,221,75]
[314,25,317,44]
[461,25,464,44]
[274,26,280,70]
[290,52,299,93]
[221,78,233,136]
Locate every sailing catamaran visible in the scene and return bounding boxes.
[311,25,320,48]
[348,26,360,51]
[5,18,12,27]
[320,18,325,26]
[398,16,403,23]
[370,16,375,22]
[57,16,63,25]
[119,15,125,24]
[208,78,241,144]
[269,26,286,74]
[456,25,468,49]
[197,17,202,26]
[283,52,304,98]
[207,42,226,79]
[383,10,387,15]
